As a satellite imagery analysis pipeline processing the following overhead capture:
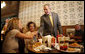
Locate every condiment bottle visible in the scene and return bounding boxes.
[64,35,70,49]
[37,33,42,42]
[59,36,65,50]
[51,36,56,48]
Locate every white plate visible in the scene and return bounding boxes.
[69,39,75,42]
[56,48,81,53]
[69,45,83,48]
[60,50,78,53]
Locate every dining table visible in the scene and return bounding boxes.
[25,36,84,53]
[27,45,61,53]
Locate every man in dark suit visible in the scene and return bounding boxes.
[39,4,63,37]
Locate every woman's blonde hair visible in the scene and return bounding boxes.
[5,17,20,35]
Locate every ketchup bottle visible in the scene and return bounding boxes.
[56,31,60,43]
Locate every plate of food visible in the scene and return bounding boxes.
[32,42,42,48]
[69,43,83,48]
[33,44,53,52]
[59,48,79,53]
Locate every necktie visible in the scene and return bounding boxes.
[49,15,53,27]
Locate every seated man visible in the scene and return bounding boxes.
[74,24,84,43]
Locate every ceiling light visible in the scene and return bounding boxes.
[1,1,6,8]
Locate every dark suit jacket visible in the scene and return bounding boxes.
[39,12,63,37]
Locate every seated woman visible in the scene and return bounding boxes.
[24,22,38,53]
[26,22,37,36]
[2,18,37,53]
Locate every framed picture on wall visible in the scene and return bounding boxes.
[66,28,75,36]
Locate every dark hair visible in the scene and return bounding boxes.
[75,24,80,26]
[76,24,79,25]
[27,21,36,30]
